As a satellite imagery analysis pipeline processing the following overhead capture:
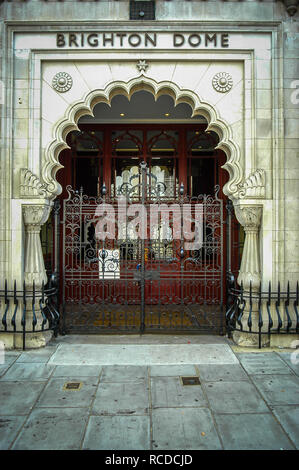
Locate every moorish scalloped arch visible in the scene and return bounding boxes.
[43,76,243,198]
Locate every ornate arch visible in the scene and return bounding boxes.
[43,76,242,198]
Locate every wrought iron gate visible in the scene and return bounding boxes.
[61,162,226,334]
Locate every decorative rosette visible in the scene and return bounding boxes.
[212,72,233,93]
[52,72,73,93]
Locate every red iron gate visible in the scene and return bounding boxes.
[61,162,226,333]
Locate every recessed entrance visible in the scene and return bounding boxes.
[42,91,242,334]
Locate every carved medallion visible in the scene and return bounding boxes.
[212,72,233,93]
[52,72,73,93]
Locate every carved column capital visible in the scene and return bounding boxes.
[22,203,52,227]
[234,204,262,233]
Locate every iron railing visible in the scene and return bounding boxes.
[226,276,299,348]
[0,279,60,350]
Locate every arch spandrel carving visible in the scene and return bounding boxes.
[43,76,243,199]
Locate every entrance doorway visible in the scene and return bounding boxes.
[41,92,242,334]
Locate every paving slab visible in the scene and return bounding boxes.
[152,408,222,450]
[277,352,299,376]
[92,381,149,415]
[2,352,21,365]
[251,375,299,406]
[52,365,102,377]
[271,406,299,449]
[48,343,238,365]
[0,381,46,415]
[101,365,148,382]
[36,376,98,408]
[150,365,197,377]
[12,408,89,450]
[0,364,11,377]
[16,347,58,363]
[83,415,150,450]
[0,416,27,450]
[0,363,55,381]
[151,376,207,408]
[237,352,294,375]
[197,364,248,382]
[214,413,295,450]
[202,380,269,414]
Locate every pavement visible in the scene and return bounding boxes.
[0,334,298,450]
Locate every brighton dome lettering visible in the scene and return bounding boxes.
[56,32,230,48]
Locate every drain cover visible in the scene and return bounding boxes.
[181,377,200,386]
[63,382,83,391]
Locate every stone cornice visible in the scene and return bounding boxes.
[5,20,283,28]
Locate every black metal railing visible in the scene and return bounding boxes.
[226,276,299,348]
[0,279,60,350]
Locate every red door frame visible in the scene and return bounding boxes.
[58,123,225,194]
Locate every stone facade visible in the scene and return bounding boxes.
[0,0,298,347]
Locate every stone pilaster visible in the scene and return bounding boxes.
[232,203,267,347]
[22,202,52,288]
[234,203,263,291]
[0,200,54,349]
[12,201,54,348]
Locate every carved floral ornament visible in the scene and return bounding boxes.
[20,169,50,198]
[212,72,233,93]
[52,72,73,93]
[235,169,266,199]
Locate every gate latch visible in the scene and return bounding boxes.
[134,269,160,281]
